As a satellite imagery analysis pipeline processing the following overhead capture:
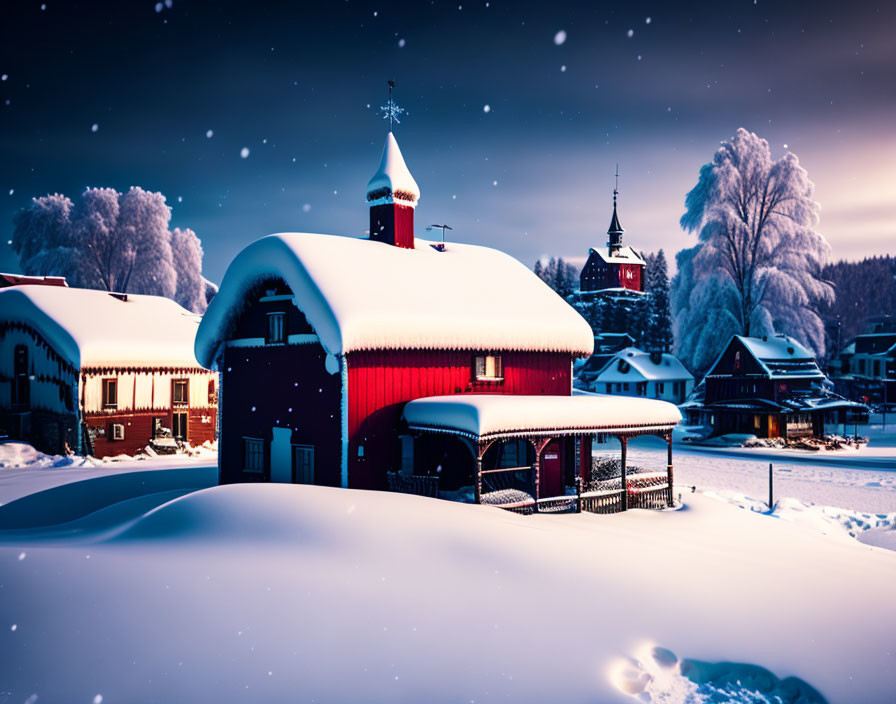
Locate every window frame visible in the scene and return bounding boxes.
[102,377,118,409]
[473,354,504,382]
[266,311,286,345]
[242,437,265,474]
[172,378,189,406]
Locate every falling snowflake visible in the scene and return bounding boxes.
[553,30,567,45]
[627,29,634,38]
[646,17,652,24]
[93,696,103,704]
[492,180,498,186]
[177,195,183,202]
[398,38,406,47]
[483,104,491,113]
[302,203,311,212]
[18,552,26,560]
[206,129,213,138]
[41,3,47,9]
[154,2,163,12]
[560,65,567,72]
[11,624,17,631]
[1,74,7,81]
[91,123,99,132]
[240,147,250,158]
[8,189,13,195]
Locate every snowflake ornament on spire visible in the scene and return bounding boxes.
[379,79,405,131]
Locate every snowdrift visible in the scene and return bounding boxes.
[2,483,895,702]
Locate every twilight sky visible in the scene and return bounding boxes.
[1,0,894,283]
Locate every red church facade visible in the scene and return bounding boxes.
[578,193,645,294]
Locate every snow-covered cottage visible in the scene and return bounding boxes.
[578,189,645,294]
[0,285,218,457]
[833,332,896,405]
[584,347,694,404]
[196,131,682,510]
[685,334,862,438]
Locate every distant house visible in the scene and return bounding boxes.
[584,346,694,404]
[578,189,645,294]
[833,332,896,405]
[0,285,217,457]
[684,334,863,438]
[0,273,68,288]
[196,130,682,510]
[575,333,635,386]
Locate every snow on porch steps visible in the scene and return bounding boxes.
[195,232,595,367]
[403,393,682,439]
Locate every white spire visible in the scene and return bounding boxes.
[366,131,420,208]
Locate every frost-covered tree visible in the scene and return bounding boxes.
[673,128,833,373]
[170,227,208,313]
[644,250,672,353]
[11,187,212,312]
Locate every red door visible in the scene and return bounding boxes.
[539,441,564,498]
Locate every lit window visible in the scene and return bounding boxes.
[102,378,118,408]
[474,354,503,381]
[172,379,188,405]
[267,312,285,344]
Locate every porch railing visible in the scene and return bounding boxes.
[386,471,440,498]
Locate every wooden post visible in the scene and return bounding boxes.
[666,434,674,507]
[575,475,583,513]
[475,457,482,504]
[768,462,773,511]
[620,435,628,511]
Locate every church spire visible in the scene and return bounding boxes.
[607,165,624,254]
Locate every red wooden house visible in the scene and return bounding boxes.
[196,131,681,507]
[1,285,217,457]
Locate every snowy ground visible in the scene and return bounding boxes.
[607,419,896,514]
[2,483,896,704]
[2,432,896,703]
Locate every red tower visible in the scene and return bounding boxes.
[366,131,420,249]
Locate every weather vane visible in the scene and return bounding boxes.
[614,163,619,206]
[379,79,405,131]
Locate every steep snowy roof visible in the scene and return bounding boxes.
[403,394,681,439]
[195,233,595,366]
[589,246,646,266]
[593,347,694,383]
[366,132,420,207]
[735,335,824,379]
[1,285,204,369]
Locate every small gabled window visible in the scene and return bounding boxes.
[102,378,118,408]
[474,354,503,382]
[267,312,285,344]
[172,379,189,405]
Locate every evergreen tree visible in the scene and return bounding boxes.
[645,249,673,352]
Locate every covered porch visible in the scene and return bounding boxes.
[400,394,682,514]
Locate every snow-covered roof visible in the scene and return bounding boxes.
[366,132,420,207]
[403,394,681,440]
[196,233,595,366]
[735,335,824,379]
[593,347,695,383]
[1,285,205,370]
[588,246,646,266]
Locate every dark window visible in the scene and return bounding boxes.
[292,444,315,484]
[636,382,647,396]
[102,378,118,408]
[243,437,265,473]
[474,354,503,381]
[208,378,217,405]
[172,412,188,440]
[172,379,188,405]
[12,345,30,407]
[267,312,285,344]
[656,382,665,395]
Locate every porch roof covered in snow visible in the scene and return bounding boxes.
[0,285,205,370]
[195,233,595,367]
[402,394,682,442]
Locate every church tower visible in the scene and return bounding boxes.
[366,132,420,249]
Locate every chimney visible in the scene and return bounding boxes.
[366,132,420,249]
